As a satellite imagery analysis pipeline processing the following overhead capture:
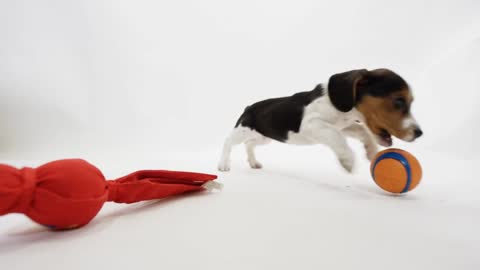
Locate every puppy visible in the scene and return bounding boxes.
[218,68,423,172]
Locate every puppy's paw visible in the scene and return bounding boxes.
[338,150,355,173]
[248,160,263,169]
[217,160,231,172]
[365,143,379,161]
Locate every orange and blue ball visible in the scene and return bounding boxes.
[370,148,422,194]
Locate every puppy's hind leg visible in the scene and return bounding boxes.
[218,126,254,172]
[245,135,271,169]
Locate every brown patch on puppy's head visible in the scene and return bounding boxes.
[328,68,422,146]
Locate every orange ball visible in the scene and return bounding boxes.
[370,148,422,194]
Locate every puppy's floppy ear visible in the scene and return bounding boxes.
[328,69,368,112]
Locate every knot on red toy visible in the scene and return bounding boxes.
[13,167,36,213]
[0,165,36,214]
[0,159,218,229]
[18,167,37,212]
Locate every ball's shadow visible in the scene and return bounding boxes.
[246,165,418,200]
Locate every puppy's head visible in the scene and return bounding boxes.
[328,68,422,146]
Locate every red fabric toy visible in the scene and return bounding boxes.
[0,159,220,229]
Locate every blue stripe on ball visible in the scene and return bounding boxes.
[371,152,412,193]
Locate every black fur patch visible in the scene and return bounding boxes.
[357,71,409,100]
[235,84,324,142]
[328,69,367,112]
[327,69,409,112]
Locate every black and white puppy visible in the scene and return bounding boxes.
[218,68,423,172]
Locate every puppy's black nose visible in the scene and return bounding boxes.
[414,128,423,139]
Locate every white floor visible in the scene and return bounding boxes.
[1,142,479,270]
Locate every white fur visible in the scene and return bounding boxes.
[401,115,420,141]
[286,92,365,144]
[218,84,378,172]
[202,181,224,191]
[402,115,418,129]
[218,126,271,171]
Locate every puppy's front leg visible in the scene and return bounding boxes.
[342,123,378,161]
[304,120,355,173]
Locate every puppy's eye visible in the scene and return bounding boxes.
[393,97,406,110]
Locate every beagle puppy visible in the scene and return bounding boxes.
[218,68,423,172]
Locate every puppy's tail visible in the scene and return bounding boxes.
[234,105,250,127]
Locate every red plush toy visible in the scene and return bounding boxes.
[0,159,220,229]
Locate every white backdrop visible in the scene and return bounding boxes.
[1,1,480,270]
[1,0,479,159]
